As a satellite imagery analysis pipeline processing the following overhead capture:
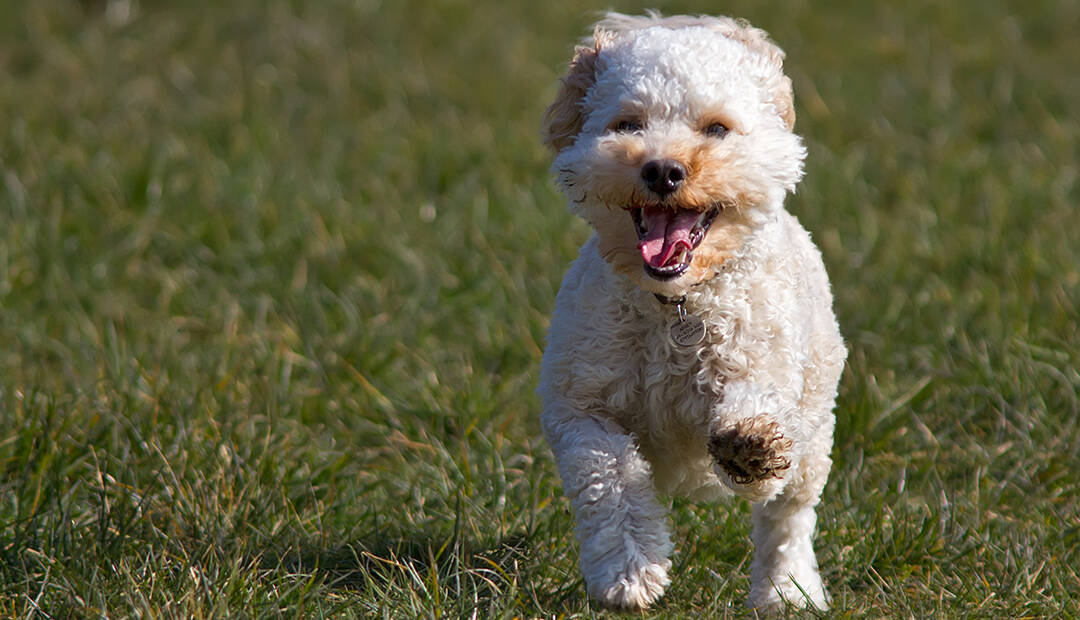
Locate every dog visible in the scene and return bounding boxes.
[537,13,847,611]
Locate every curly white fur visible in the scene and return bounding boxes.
[538,13,846,611]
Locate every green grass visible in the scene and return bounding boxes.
[1,0,1078,616]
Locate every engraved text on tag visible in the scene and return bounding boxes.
[670,314,706,347]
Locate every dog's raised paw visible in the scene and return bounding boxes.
[708,416,793,484]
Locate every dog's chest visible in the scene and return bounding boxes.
[597,306,729,441]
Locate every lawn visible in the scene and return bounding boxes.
[1,0,1078,616]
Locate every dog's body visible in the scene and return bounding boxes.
[538,13,846,611]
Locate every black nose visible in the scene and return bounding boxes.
[641,159,687,196]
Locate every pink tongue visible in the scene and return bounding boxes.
[637,206,698,268]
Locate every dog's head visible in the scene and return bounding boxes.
[545,13,806,295]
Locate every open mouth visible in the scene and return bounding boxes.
[631,205,720,280]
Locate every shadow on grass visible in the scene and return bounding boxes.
[264,530,586,614]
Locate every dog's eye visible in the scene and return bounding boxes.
[704,122,730,139]
[612,119,644,133]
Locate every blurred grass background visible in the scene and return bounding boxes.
[0,0,1077,616]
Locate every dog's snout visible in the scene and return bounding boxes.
[641,159,687,196]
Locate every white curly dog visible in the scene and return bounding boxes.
[538,13,847,611]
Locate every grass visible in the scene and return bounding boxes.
[1,0,1078,616]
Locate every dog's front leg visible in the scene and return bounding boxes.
[542,404,673,610]
[708,379,831,610]
[707,380,801,504]
[747,481,830,611]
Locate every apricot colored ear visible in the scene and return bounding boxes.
[774,74,796,130]
[542,36,602,152]
[709,18,796,129]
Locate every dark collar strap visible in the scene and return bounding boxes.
[654,293,687,306]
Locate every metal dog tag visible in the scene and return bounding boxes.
[670,311,706,347]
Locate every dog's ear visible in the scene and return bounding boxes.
[543,31,607,153]
[718,20,796,130]
[772,75,797,131]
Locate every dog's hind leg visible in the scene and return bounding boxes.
[541,405,673,611]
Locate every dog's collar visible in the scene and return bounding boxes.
[653,293,687,306]
[651,265,728,308]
